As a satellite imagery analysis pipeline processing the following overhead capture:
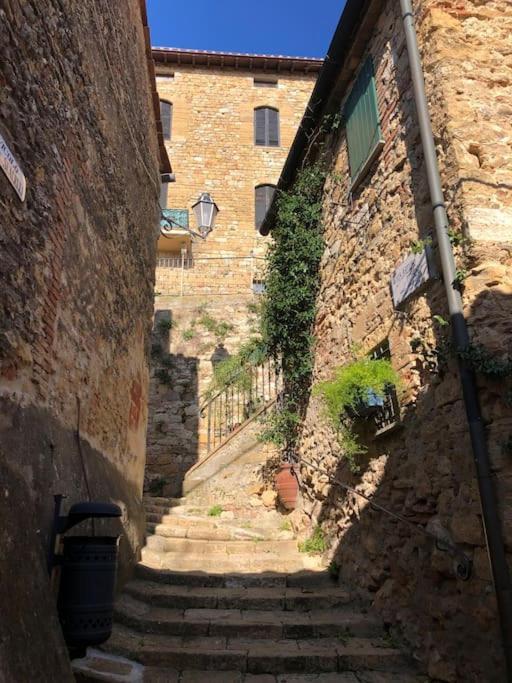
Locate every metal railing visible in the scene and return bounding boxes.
[156,256,194,269]
[204,358,280,453]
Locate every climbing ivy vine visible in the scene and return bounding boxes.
[259,164,326,449]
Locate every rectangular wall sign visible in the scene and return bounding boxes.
[0,133,26,201]
[391,246,436,308]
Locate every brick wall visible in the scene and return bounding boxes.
[292,1,512,681]
[0,0,161,678]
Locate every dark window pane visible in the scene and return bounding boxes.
[254,108,267,145]
[160,100,172,140]
[267,109,279,146]
[255,184,276,230]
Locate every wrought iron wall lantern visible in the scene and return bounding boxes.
[192,192,219,237]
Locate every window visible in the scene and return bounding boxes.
[255,184,276,230]
[254,77,278,88]
[254,107,279,147]
[160,100,172,140]
[159,182,168,209]
[343,57,383,184]
[252,279,265,294]
[370,340,400,435]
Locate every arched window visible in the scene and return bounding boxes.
[255,184,276,230]
[254,107,279,147]
[160,100,172,140]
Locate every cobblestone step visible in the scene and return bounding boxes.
[125,579,353,612]
[140,549,322,574]
[104,624,410,675]
[146,520,269,541]
[114,594,381,640]
[135,564,335,588]
[144,536,299,555]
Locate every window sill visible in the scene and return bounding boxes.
[350,139,384,192]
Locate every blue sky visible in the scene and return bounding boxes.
[147,0,346,58]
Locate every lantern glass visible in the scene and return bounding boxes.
[192,192,218,236]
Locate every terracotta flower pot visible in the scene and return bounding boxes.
[275,462,298,510]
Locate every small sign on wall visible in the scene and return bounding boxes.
[390,246,437,308]
[0,133,26,201]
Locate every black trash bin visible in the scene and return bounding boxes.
[57,535,119,647]
[49,500,122,652]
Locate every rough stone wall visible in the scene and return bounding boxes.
[155,64,317,296]
[294,1,512,681]
[146,294,264,495]
[0,0,160,679]
[146,64,317,493]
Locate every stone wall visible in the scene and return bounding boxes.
[146,293,263,495]
[0,0,161,679]
[146,60,318,493]
[292,1,512,681]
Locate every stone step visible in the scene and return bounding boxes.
[146,521,269,542]
[140,549,322,574]
[104,624,409,674]
[135,564,334,589]
[74,650,425,682]
[124,580,355,613]
[114,594,381,640]
[144,536,299,556]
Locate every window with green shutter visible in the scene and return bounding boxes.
[344,57,383,184]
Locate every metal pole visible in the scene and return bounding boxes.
[401,1,512,676]
[207,400,212,453]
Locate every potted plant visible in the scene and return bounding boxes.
[314,356,399,423]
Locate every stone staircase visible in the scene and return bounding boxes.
[73,495,428,682]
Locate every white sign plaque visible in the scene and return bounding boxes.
[391,247,436,308]
[0,133,26,201]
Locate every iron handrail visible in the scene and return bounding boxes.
[298,457,472,580]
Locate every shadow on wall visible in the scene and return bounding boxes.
[296,25,512,679]
[306,284,512,683]
[145,309,199,498]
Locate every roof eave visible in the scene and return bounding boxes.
[259,0,382,236]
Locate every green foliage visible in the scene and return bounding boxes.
[337,627,353,646]
[198,312,234,341]
[433,314,449,327]
[182,328,196,341]
[457,344,512,379]
[410,237,432,254]
[453,268,468,286]
[314,357,399,423]
[207,504,223,517]
[447,228,467,247]
[206,337,268,398]
[298,526,327,554]
[261,164,326,449]
[279,518,292,532]
[258,408,301,448]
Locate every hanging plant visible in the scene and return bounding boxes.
[314,357,400,472]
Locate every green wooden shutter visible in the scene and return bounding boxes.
[254,108,266,145]
[267,109,279,146]
[344,57,382,182]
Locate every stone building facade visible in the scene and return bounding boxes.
[146,50,321,493]
[0,1,168,679]
[262,0,512,681]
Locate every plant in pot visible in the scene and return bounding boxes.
[259,406,301,510]
[314,356,400,471]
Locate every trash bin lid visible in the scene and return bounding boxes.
[68,502,122,519]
